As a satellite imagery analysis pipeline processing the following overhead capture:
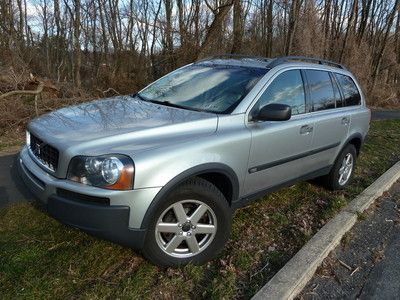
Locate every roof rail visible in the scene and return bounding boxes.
[267,56,346,70]
[197,54,271,63]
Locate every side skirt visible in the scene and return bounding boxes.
[232,165,332,209]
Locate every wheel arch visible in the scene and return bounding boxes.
[140,163,239,229]
[344,132,364,156]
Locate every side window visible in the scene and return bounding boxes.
[257,70,305,115]
[334,73,361,106]
[305,70,336,111]
[330,73,344,108]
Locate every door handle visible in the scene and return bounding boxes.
[300,125,313,135]
[341,117,350,126]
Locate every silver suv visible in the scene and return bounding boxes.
[18,56,370,266]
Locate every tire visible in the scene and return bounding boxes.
[142,177,232,267]
[323,144,357,190]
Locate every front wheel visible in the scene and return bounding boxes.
[323,144,357,190]
[143,177,231,267]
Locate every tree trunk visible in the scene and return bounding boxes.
[370,0,400,92]
[339,0,357,63]
[164,0,173,52]
[323,0,332,58]
[266,0,273,57]
[16,0,24,47]
[395,9,400,64]
[358,0,373,43]
[73,0,81,88]
[197,1,233,59]
[230,0,243,54]
[163,0,174,70]
[285,0,301,56]
[98,0,108,62]
[177,0,186,49]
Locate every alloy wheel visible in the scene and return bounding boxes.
[338,153,353,186]
[155,200,217,258]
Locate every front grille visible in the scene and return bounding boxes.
[29,133,59,171]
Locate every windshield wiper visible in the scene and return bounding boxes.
[153,100,204,112]
[133,93,148,102]
[135,94,206,113]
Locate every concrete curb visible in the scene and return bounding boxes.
[252,161,400,300]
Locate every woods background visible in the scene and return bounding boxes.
[0,0,399,142]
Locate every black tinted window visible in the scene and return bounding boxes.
[305,70,336,111]
[334,73,361,106]
[330,73,344,107]
[258,70,305,115]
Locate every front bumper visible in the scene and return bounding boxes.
[18,146,161,249]
[47,195,146,249]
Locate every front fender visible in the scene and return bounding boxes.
[139,163,239,229]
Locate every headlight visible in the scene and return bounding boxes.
[67,155,134,190]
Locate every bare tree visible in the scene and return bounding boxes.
[231,0,243,53]
[197,0,233,59]
[1,0,399,105]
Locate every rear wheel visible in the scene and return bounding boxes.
[143,177,231,266]
[323,144,357,190]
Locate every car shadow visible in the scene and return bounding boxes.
[0,153,34,209]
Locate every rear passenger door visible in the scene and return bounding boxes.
[303,69,349,169]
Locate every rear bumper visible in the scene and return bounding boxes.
[47,195,146,249]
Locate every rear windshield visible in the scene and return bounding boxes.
[138,64,267,113]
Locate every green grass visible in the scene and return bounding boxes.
[1,120,400,299]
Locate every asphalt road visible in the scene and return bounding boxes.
[371,110,400,120]
[299,181,400,299]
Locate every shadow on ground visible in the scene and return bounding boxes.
[0,153,34,209]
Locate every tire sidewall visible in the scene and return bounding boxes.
[330,144,357,190]
[143,179,231,267]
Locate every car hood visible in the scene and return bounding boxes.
[28,95,218,155]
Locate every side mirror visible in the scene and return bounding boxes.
[254,103,292,121]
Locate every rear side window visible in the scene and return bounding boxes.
[257,70,305,115]
[334,73,361,106]
[305,70,336,111]
[330,73,344,107]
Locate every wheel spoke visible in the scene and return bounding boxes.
[346,155,352,165]
[165,235,184,253]
[186,236,200,253]
[339,173,344,183]
[344,173,349,182]
[189,204,208,225]
[195,224,216,234]
[339,166,345,174]
[173,203,188,223]
[157,222,179,233]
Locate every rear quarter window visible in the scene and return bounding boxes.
[334,73,361,106]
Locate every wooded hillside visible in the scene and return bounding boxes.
[0,0,399,114]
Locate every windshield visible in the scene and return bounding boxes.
[138,64,267,113]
